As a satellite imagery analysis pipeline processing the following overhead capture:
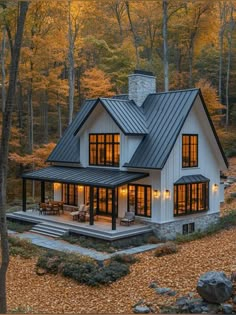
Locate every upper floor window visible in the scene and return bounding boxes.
[89,134,120,167]
[182,134,198,168]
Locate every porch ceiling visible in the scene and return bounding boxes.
[22,166,149,188]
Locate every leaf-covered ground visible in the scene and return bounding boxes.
[7,158,236,313]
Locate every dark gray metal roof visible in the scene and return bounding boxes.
[125,89,200,169]
[22,166,149,188]
[73,98,147,136]
[111,94,129,100]
[47,99,96,163]
[99,98,148,135]
[174,174,210,185]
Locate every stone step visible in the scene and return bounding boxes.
[30,223,69,238]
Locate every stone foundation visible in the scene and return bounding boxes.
[148,213,220,240]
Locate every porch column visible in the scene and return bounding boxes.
[89,186,94,225]
[112,188,116,230]
[41,181,45,203]
[22,179,26,212]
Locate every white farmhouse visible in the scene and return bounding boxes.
[22,70,228,239]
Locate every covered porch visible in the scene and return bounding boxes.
[22,166,149,231]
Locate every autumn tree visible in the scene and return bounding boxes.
[0,2,29,313]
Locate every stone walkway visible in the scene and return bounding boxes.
[9,231,162,261]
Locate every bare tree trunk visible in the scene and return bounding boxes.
[17,82,23,129]
[68,0,75,124]
[43,91,48,144]
[225,3,235,128]
[27,86,33,153]
[218,1,227,103]
[163,0,168,91]
[57,102,62,138]
[1,26,6,112]
[125,1,140,68]
[0,3,29,313]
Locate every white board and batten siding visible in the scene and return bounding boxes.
[160,96,224,224]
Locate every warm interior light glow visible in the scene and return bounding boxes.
[153,189,160,198]
[165,189,170,199]
[213,184,219,192]
[54,182,60,190]
[121,186,127,195]
[78,185,83,192]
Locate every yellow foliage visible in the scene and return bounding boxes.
[9,143,56,168]
[81,67,114,99]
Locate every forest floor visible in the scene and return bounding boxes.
[7,158,236,314]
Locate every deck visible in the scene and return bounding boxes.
[7,210,153,241]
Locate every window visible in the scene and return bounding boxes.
[183,223,195,235]
[62,184,78,205]
[182,134,198,168]
[128,184,151,217]
[174,182,209,216]
[89,134,120,167]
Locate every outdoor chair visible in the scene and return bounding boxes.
[120,211,135,226]
[39,203,47,215]
[70,204,85,221]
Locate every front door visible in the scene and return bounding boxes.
[85,186,117,216]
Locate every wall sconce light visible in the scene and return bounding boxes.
[121,186,127,195]
[53,182,60,189]
[78,185,83,192]
[165,189,171,199]
[153,189,160,198]
[213,184,219,192]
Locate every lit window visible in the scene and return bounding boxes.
[182,134,198,168]
[128,185,151,217]
[174,182,209,216]
[89,134,120,167]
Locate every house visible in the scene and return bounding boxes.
[22,70,228,239]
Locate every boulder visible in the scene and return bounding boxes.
[197,271,232,304]
[133,306,150,314]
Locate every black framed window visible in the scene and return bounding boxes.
[183,223,195,235]
[89,134,120,167]
[128,184,151,217]
[84,186,118,217]
[62,184,78,206]
[174,182,209,216]
[182,134,198,168]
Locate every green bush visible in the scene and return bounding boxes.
[9,236,41,258]
[111,254,138,265]
[154,242,178,257]
[7,220,34,233]
[36,251,131,286]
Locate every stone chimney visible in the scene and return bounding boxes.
[128,70,156,107]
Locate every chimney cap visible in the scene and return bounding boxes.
[134,69,154,76]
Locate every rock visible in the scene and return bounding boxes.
[133,306,150,314]
[167,290,177,296]
[35,267,47,276]
[149,281,158,289]
[176,297,189,307]
[221,304,233,314]
[155,287,171,295]
[197,271,233,303]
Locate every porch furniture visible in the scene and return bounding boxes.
[120,211,135,226]
[70,204,85,220]
[39,203,47,215]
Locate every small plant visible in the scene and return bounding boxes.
[147,235,160,244]
[10,305,33,314]
[36,250,131,286]
[111,254,138,265]
[154,242,178,257]
[9,236,41,258]
[7,220,34,233]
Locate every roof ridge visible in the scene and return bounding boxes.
[100,97,131,102]
[148,88,199,96]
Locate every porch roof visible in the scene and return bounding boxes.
[174,174,210,185]
[22,166,149,188]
